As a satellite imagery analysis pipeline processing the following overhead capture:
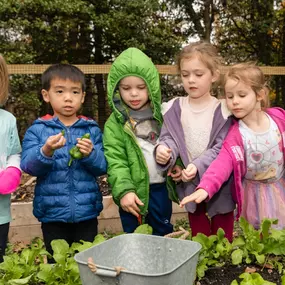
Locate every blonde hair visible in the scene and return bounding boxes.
[176,41,221,75]
[0,55,9,106]
[223,62,269,108]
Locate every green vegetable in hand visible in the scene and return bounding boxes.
[68,133,90,166]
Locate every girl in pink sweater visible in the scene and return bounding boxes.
[181,63,285,230]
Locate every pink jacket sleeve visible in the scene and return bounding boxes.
[197,145,233,199]
[0,167,21,195]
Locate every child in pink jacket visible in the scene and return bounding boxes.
[181,62,285,230]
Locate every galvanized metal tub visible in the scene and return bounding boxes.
[74,233,201,285]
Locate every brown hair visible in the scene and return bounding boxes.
[223,62,269,108]
[176,41,221,75]
[0,55,9,106]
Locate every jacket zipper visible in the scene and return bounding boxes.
[67,127,75,222]
[124,122,150,215]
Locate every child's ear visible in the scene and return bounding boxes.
[41,89,50,103]
[212,70,220,83]
[81,92,86,103]
[257,88,267,108]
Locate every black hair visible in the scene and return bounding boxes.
[41,64,86,92]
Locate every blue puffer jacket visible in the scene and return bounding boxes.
[20,115,107,223]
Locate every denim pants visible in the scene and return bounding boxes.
[119,183,173,236]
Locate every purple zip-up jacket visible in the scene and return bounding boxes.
[157,97,235,217]
[198,107,285,219]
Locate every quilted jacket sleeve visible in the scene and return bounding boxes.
[103,115,136,206]
[20,125,54,177]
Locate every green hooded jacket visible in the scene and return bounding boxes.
[103,47,165,215]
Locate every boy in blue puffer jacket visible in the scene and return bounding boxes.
[20,64,107,258]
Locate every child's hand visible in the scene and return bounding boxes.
[167,165,182,182]
[76,137,93,157]
[42,132,66,157]
[120,192,144,218]
[181,163,197,182]
[156,145,172,165]
[179,188,209,207]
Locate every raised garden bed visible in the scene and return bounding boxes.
[9,174,187,243]
[9,197,188,243]
[5,221,285,285]
[6,174,285,285]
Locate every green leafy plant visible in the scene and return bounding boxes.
[282,271,285,285]
[37,234,106,285]
[0,238,48,285]
[231,272,276,285]
[134,224,153,235]
[231,217,285,271]
[68,133,91,166]
[36,239,80,285]
[193,228,232,279]
[1,220,285,284]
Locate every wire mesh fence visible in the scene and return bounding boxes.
[6,64,285,139]
[7,64,285,75]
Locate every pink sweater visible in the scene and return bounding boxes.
[198,107,285,219]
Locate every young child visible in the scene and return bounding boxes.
[0,55,22,262]
[180,63,285,230]
[20,64,107,257]
[155,41,236,241]
[103,47,173,236]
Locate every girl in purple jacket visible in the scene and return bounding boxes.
[155,41,235,241]
[181,63,285,230]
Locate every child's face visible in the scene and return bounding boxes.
[42,78,85,124]
[225,78,259,120]
[119,76,149,111]
[180,56,218,100]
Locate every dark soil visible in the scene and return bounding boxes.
[198,263,281,285]
[11,173,111,203]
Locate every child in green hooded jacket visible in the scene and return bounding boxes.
[103,47,173,235]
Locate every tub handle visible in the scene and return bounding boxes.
[164,226,190,240]
[93,268,118,277]
[87,257,125,277]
